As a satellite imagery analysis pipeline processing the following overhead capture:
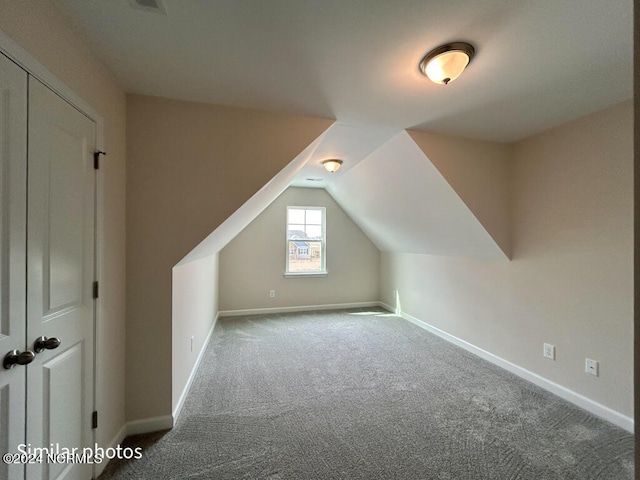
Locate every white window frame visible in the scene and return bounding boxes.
[285,206,327,277]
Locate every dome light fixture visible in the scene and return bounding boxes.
[419,42,475,85]
[322,159,343,173]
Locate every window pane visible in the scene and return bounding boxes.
[288,209,305,224]
[306,225,322,238]
[306,209,322,224]
[288,240,322,272]
[288,225,306,238]
[286,206,325,274]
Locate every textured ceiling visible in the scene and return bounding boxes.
[54,0,632,143]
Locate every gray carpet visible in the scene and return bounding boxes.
[99,308,634,479]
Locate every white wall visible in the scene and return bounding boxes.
[381,100,633,419]
[219,187,380,312]
[172,253,219,418]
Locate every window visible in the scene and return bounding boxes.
[286,206,326,275]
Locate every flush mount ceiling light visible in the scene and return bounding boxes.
[419,42,475,85]
[322,159,343,173]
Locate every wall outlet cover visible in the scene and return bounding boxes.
[585,358,599,376]
[543,343,555,360]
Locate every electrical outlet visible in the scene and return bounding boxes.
[543,343,555,360]
[269,290,276,298]
[190,335,194,352]
[585,358,598,376]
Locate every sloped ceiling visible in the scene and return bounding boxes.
[54,0,632,143]
[50,0,631,263]
[407,130,511,256]
[179,123,510,264]
[176,125,333,266]
[328,131,508,258]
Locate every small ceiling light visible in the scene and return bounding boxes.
[419,42,475,85]
[322,159,343,173]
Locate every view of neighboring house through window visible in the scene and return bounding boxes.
[286,206,326,274]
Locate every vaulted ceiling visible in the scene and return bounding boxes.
[55,0,632,143]
[54,0,633,262]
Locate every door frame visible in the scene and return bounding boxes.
[0,27,105,477]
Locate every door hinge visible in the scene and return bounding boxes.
[94,150,106,170]
[92,411,98,429]
[93,281,99,299]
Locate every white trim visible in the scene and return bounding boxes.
[219,301,380,317]
[378,301,395,313]
[101,312,220,454]
[398,310,634,433]
[172,312,219,423]
[0,30,105,136]
[284,272,328,278]
[94,423,128,477]
[126,415,174,437]
[0,27,110,478]
[286,205,326,275]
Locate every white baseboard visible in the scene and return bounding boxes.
[399,310,634,433]
[106,314,219,451]
[378,301,395,313]
[93,423,128,477]
[125,415,174,437]
[105,423,128,448]
[115,303,632,452]
[219,301,381,317]
[172,312,219,423]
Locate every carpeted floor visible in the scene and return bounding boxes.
[99,308,634,479]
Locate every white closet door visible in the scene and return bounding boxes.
[0,53,28,480]
[26,77,96,480]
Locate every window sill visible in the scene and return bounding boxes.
[284,272,328,278]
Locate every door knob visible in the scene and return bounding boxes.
[3,349,36,369]
[34,336,61,353]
